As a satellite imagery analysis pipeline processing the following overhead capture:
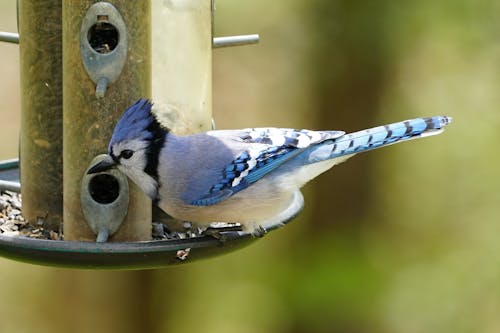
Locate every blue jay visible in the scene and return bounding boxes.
[88,99,452,235]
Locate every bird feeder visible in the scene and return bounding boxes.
[0,0,301,269]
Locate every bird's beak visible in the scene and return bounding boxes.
[87,155,117,174]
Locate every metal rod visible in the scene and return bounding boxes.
[0,180,21,193]
[0,31,19,44]
[213,34,259,48]
[1,31,261,49]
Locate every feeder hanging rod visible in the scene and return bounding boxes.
[0,31,260,48]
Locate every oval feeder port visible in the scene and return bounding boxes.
[81,154,129,243]
[80,2,128,98]
[0,159,303,269]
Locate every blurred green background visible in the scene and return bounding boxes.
[0,0,496,332]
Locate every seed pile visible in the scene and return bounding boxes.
[0,191,239,242]
[0,191,62,240]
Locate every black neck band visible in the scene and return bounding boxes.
[144,118,169,182]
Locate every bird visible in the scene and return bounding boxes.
[88,99,452,236]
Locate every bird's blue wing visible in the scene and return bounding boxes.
[191,128,344,206]
[190,117,452,206]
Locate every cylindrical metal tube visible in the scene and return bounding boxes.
[63,1,151,241]
[19,0,63,231]
[151,0,213,135]
[0,31,20,44]
[213,34,260,48]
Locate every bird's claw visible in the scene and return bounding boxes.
[202,227,231,244]
[251,225,267,238]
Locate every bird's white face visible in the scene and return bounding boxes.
[111,139,148,170]
[110,139,159,199]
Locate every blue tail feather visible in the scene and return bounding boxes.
[327,116,452,159]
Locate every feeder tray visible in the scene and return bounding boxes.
[0,159,302,269]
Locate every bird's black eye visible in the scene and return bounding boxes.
[121,149,134,159]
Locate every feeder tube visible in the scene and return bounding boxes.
[19,0,63,231]
[63,1,151,241]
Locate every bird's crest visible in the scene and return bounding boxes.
[109,99,167,149]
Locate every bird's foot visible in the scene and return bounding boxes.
[202,223,267,241]
[251,225,267,238]
[202,224,242,243]
[202,228,227,243]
